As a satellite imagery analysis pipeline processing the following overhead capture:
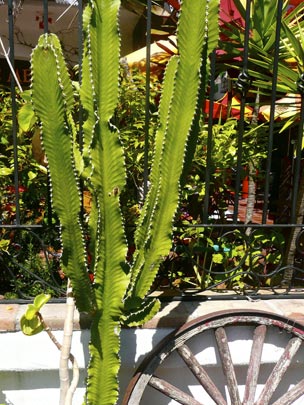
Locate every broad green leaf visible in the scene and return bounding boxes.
[18,103,36,132]
[20,314,44,336]
[20,294,51,336]
[27,171,37,181]
[24,304,39,320]
[213,253,224,264]
[0,239,10,251]
[0,167,13,176]
[281,20,304,68]
[33,293,51,311]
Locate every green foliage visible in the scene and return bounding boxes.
[0,88,63,299]
[0,89,48,226]
[20,293,51,335]
[161,226,285,291]
[182,118,269,221]
[0,90,13,150]
[218,0,304,107]
[114,69,160,214]
[0,228,64,298]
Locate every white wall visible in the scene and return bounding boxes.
[1,325,304,405]
[0,328,171,405]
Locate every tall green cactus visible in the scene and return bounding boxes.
[30,0,219,404]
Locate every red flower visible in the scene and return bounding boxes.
[6,185,28,193]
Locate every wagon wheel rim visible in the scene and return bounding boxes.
[122,309,304,405]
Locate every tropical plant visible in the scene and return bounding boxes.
[213,0,304,227]
[23,1,220,405]
[219,0,304,274]
[0,89,48,226]
[0,88,62,299]
[216,0,304,115]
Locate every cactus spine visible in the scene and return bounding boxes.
[30,0,219,404]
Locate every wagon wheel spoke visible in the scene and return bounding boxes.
[148,375,204,405]
[255,336,303,405]
[243,324,267,405]
[177,344,227,405]
[215,326,242,405]
[272,378,304,405]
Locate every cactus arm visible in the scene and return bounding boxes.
[126,0,220,307]
[83,0,128,289]
[87,0,130,310]
[133,56,178,254]
[30,34,93,313]
[181,0,220,185]
[79,4,97,179]
[81,2,130,404]
[79,4,100,278]
[124,56,179,314]
[122,297,160,327]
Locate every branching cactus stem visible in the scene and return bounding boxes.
[29,1,220,404]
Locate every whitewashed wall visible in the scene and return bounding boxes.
[1,325,304,405]
[0,328,171,405]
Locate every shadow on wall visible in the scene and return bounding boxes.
[0,369,87,405]
[0,388,7,404]
[118,298,192,404]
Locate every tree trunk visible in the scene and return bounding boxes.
[245,92,259,230]
[283,167,304,283]
[245,161,256,225]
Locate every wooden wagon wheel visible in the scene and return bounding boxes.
[122,309,304,405]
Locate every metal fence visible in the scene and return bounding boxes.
[1,0,304,301]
